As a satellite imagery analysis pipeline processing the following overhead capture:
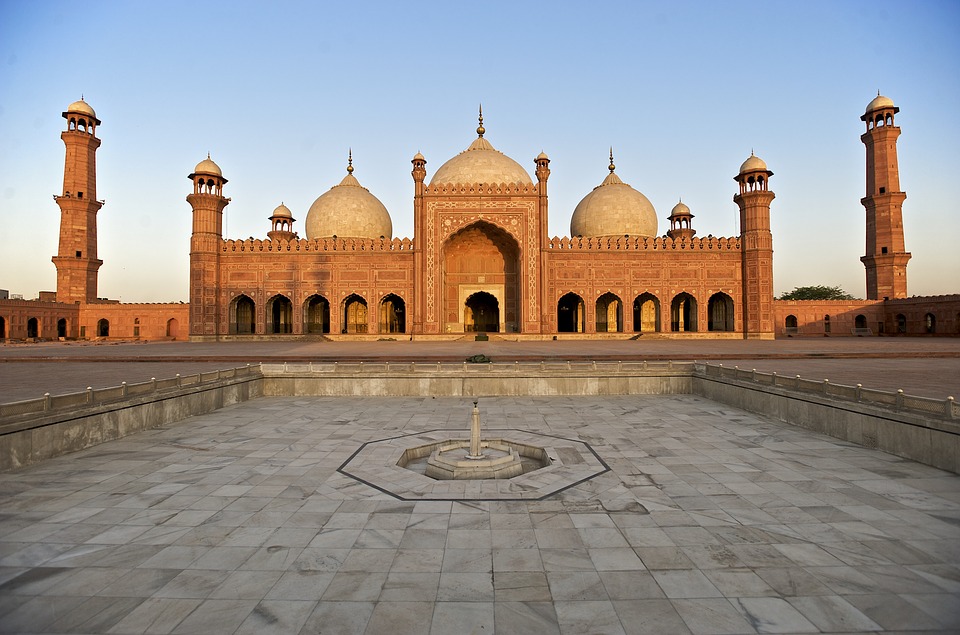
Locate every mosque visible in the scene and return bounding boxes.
[0,96,956,341]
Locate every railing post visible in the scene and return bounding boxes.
[896,389,904,411]
[86,386,93,404]
[334,362,338,372]
[822,379,829,394]
[437,362,441,372]
[151,377,157,392]
[618,360,622,372]
[948,396,956,420]
[515,361,520,373]
[44,393,51,411]
[176,373,181,388]
[752,369,757,382]
[856,384,862,401]
[121,382,127,397]
[771,371,777,386]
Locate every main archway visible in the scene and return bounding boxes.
[442,222,519,333]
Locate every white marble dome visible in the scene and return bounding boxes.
[738,153,768,175]
[866,94,895,113]
[430,136,533,186]
[570,164,657,238]
[305,168,392,240]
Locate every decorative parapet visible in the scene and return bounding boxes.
[221,236,415,253]
[425,182,541,196]
[546,235,740,251]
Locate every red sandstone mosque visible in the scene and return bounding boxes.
[0,96,956,341]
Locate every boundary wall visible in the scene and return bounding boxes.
[0,362,956,474]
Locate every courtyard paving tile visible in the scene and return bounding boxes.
[0,394,958,633]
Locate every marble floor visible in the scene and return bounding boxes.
[0,395,958,634]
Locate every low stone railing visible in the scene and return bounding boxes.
[0,365,260,420]
[697,362,958,420]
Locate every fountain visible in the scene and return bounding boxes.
[397,400,550,480]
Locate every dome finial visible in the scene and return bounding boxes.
[477,104,485,138]
[347,148,354,174]
[608,147,616,173]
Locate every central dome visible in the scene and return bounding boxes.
[570,155,658,238]
[305,160,392,240]
[429,114,532,186]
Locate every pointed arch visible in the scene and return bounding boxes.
[267,294,293,334]
[557,292,584,333]
[595,292,623,332]
[379,294,406,334]
[633,293,660,333]
[671,293,698,332]
[27,317,39,339]
[230,294,256,334]
[303,294,331,334]
[343,294,368,333]
[97,318,109,338]
[464,291,499,333]
[707,292,734,332]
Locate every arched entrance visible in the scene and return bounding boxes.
[671,293,697,332]
[343,294,368,333]
[442,222,520,333]
[57,318,67,338]
[595,293,623,332]
[166,318,178,338]
[707,293,734,332]
[230,295,256,334]
[464,292,499,333]
[97,318,109,337]
[633,293,660,333]
[557,293,584,333]
[896,313,906,334]
[379,294,406,334]
[925,313,936,334]
[304,295,330,334]
[27,317,39,339]
[0,316,5,339]
[267,294,293,334]
[855,314,867,330]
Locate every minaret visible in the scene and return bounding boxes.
[667,199,696,240]
[187,155,229,338]
[52,98,103,304]
[860,93,910,300]
[411,148,427,335]
[734,153,775,339]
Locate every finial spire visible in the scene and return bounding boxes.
[477,104,485,138]
[608,147,616,173]
[347,148,354,174]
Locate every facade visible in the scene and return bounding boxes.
[0,96,956,342]
[188,114,776,340]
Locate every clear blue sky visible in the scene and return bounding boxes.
[1,0,958,302]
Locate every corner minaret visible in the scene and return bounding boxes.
[187,154,229,338]
[734,153,775,339]
[52,98,103,304]
[860,93,910,300]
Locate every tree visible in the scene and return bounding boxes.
[778,285,857,301]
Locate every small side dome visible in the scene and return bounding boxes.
[670,200,691,216]
[194,154,223,177]
[271,203,293,219]
[865,94,895,113]
[536,151,549,161]
[413,151,425,162]
[66,99,96,119]
[739,153,768,175]
[305,158,393,240]
[570,153,658,238]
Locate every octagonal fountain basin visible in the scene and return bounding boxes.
[399,438,550,480]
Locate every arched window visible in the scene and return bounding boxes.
[785,315,798,334]
[230,295,256,334]
[707,293,734,332]
[97,319,109,337]
[671,293,698,332]
[925,313,936,334]
[633,293,660,333]
[303,295,330,334]
[379,294,406,334]
[27,317,39,339]
[896,313,907,334]
[166,318,178,338]
[343,294,368,333]
[557,293,584,333]
[595,293,623,333]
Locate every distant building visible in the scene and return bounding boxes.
[0,97,955,341]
